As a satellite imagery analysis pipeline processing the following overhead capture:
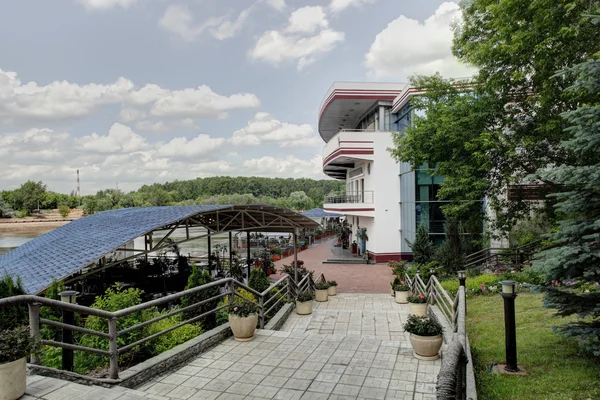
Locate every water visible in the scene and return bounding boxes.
[0,229,54,248]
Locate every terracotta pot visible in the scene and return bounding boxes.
[409,333,443,360]
[0,357,26,400]
[315,289,329,302]
[395,291,409,304]
[296,300,313,315]
[409,303,428,317]
[229,313,258,342]
[327,286,337,296]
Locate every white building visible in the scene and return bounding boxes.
[319,82,447,262]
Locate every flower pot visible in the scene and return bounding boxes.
[409,333,443,360]
[409,303,428,317]
[390,288,395,297]
[229,313,258,342]
[0,357,26,400]
[327,286,337,296]
[395,291,409,304]
[315,289,329,302]
[296,300,313,315]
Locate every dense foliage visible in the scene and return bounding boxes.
[181,266,220,331]
[229,302,258,317]
[0,275,27,330]
[0,326,37,363]
[296,291,314,302]
[314,281,330,290]
[406,222,435,264]
[248,269,270,294]
[403,315,443,336]
[534,39,600,355]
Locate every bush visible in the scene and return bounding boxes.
[249,269,270,294]
[296,291,314,302]
[0,326,37,363]
[280,262,312,280]
[181,265,220,331]
[406,222,435,264]
[229,302,259,317]
[403,315,443,336]
[327,280,338,287]
[408,294,427,303]
[216,289,256,325]
[439,274,501,296]
[58,205,70,218]
[145,312,202,356]
[315,282,330,290]
[393,283,410,292]
[0,275,27,330]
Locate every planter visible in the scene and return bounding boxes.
[0,358,26,400]
[296,300,313,315]
[327,286,337,296]
[409,303,428,317]
[315,289,329,302]
[229,313,258,342]
[390,288,395,297]
[271,255,281,261]
[409,333,443,361]
[395,291,409,304]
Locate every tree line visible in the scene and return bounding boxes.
[0,176,344,216]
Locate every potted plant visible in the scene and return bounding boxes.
[327,281,338,296]
[228,301,259,342]
[408,294,428,316]
[0,326,36,400]
[391,276,402,296]
[403,315,444,360]
[314,281,330,302]
[296,291,314,315]
[394,283,410,304]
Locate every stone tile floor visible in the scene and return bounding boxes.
[137,294,441,399]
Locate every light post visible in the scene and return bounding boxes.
[500,280,519,372]
[458,270,466,287]
[59,290,78,372]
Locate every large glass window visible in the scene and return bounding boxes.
[415,168,446,236]
[357,108,379,130]
[393,103,412,132]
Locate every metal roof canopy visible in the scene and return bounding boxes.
[301,208,342,218]
[0,205,319,294]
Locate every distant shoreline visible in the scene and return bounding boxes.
[0,220,71,232]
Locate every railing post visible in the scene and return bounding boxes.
[228,279,235,306]
[108,317,119,380]
[28,302,41,365]
[258,296,265,329]
[59,290,77,372]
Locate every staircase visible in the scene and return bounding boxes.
[465,241,540,273]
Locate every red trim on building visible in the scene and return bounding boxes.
[323,148,374,166]
[339,140,374,144]
[367,252,413,263]
[323,208,375,212]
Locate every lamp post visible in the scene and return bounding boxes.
[458,270,466,287]
[500,280,519,372]
[59,290,78,372]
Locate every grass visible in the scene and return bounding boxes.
[467,293,600,400]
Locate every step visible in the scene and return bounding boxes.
[322,258,367,264]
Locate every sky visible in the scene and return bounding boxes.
[0,0,474,195]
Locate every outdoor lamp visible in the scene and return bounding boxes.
[457,270,466,287]
[500,280,517,295]
[429,267,436,275]
[59,290,78,304]
[499,280,519,372]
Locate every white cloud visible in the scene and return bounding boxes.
[209,8,253,40]
[75,0,137,10]
[329,0,375,14]
[365,2,476,80]
[249,7,344,70]
[134,118,198,132]
[120,108,146,122]
[263,0,285,11]
[156,134,225,158]
[76,123,150,153]
[159,4,218,42]
[243,155,323,178]
[231,112,321,147]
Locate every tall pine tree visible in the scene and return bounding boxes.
[406,221,435,265]
[535,29,600,355]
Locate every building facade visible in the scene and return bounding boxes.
[319,82,447,262]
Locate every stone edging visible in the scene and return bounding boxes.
[264,302,294,330]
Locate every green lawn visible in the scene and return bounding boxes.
[467,293,600,400]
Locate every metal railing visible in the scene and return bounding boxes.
[465,240,540,273]
[324,190,374,204]
[0,274,305,381]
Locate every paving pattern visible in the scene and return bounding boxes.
[137,294,441,399]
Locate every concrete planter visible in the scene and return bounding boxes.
[229,313,258,342]
[327,286,337,296]
[395,291,409,304]
[315,289,329,302]
[390,287,395,296]
[0,357,26,400]
[409,303,428,317]
[409,333,443,360]
[296,300,313,315]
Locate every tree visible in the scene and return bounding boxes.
[406,221,435,265]
[534,45,600,355]
[181,266,219,330]
[392,0,600,237]
[12,180,47,214]
[435,220,465,274]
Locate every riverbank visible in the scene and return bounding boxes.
[0,220,70,232]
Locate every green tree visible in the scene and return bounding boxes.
[534,46,600,355]
[0,275,27,330]
[406,221,435,265]
[13,180,47,214]
[181,266,219,330]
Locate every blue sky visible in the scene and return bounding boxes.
[0,0,472,194]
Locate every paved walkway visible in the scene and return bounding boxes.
[137,294,440,400]
[272,239,394,294]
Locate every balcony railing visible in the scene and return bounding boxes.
[324,190,374,204]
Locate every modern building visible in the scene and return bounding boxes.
[319,82,447,262]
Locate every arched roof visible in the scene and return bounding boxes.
[301,208,342,218]
[0,205,318,294]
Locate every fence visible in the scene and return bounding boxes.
[324,190,375,204]
[0,273,324,381]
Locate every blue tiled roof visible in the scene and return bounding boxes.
[301,208,342,218]
[0,206,229,294]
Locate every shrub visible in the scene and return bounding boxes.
[408,294,427,303]
[249,269,270,294]
[216,289,256,325]
[394,283,410,292]
[280,263,312,280]
[315,282,330,290]
[230,302,258,317]
[145,312,202,356]
[296,291,314,302]
[391,276,402,290]
[58,205,70,218]
[181,265,220,330]
[0,326,38,363]
[327,280,338,287]
[439,274,501,296]
[0,275,27,330]
[406,222,435,264]
[403,315,443,336]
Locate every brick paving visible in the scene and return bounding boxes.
[272,239,394,294]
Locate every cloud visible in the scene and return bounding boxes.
[134,118,198,132]
[0,69,259,123]
[156,134,225,158]
[76,123,150,153]
[231,112,322,147]
[75,0,138,10]
[365,2,476,80]
[329,0,375,14]
[242,155,323,178]
[249,6,344,70]
[263,0,286,11]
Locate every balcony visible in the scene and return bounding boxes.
[322,129,375,179]
[323,190,375,215]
